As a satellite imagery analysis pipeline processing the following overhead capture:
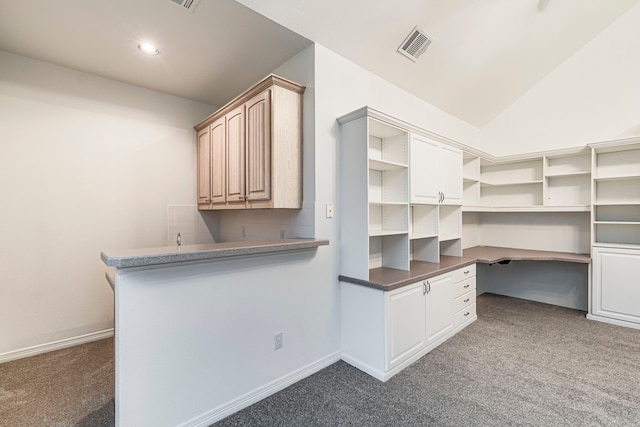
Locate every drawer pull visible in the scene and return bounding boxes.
[464,298,470,303]
[464,270,470,274]
[464,284,470,289]
[464,312,470,317]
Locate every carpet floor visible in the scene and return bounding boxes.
[1,293,639,426]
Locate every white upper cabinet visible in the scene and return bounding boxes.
[410,134,462,205]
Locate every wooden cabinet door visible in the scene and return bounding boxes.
[386,281,426,370]
[196,128,211,204]
[209,117,226,204]
[245,90,271,202]
[410,134,441,204]
[592,247,640,323]
[426,273,454,344]
[226,105,245,205]
[440,145,463,205]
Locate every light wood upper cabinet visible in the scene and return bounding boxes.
[245,89,271,202]
[225,105,245,206]
[210,116,226,204]
[197,127,211,204]
[194,75,304,210]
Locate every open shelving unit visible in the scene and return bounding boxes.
[339,109,464,281]
[462,149,592,212]
[592,143,640,248]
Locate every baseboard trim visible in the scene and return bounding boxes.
[586,314,640,330]
[0,329,114,364]
[179,351,342,427]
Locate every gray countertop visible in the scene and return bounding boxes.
[339,256,477,291]
[101,238,329,268]
[462,246,591,264]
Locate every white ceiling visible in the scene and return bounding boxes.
[1,0,638,127]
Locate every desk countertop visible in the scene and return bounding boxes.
[101,238,329,268]
[339,256,477,291]
[462,246,591,264]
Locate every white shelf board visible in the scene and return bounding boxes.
[439,235,462,242]
[369,229,408,237]
[369,201,408,206]
[546,171,591,178]
[462,205,590,213]
[480,180,543,187]
[594,221,640,225]
[409,233,438,240]
[593,174,640,182]
[593,201,640,206]
[368,158,408,171]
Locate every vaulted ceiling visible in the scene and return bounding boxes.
[1,0,637,127]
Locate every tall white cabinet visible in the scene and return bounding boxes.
[338,107,475,382]
[588,141,640,329]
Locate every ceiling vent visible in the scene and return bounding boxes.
[170,0,201,13]
[397,26,432,62]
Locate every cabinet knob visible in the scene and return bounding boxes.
[464,298,470,303]
[464,284,470,289]
[464,270,470,274]
[464,312,470,317]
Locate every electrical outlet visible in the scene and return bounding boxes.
[274,332,283,350]
[326,203,334,218]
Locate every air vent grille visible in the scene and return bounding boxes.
[397,26,432,62]
[170,0,201,12]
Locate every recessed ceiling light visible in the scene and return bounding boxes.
[137,42,159,55]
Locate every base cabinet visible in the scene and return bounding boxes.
[591,246,640,327]
[341,264,477,381]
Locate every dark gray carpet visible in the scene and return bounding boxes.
[215,294,640,426]
[2,294,639,426]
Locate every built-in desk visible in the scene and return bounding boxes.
[463,246,591,264]
[462,245,590,312]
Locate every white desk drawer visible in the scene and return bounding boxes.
[454,303,476,327]
[454,276,476,298]
[452,264,476,283]
[454,289,476,313]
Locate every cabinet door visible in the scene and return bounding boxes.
[592,247,640,323]
[196,128,211,205]
[440,145,463,205]
[226,105,245,205]
[426,273,454,344]
[410,134,441,204]
[245,90,271,202]
[386,281,426,369]
[209,117,226,204]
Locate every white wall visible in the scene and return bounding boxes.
[480,2,640,155]
[0,50,215,359]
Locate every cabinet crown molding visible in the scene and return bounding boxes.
[194,74,305,131]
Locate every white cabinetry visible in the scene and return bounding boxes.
[341,265,477,381]
[410,134,462,205]
[589,142,640,330]
[338,108,464,279]
[590,247,640,328]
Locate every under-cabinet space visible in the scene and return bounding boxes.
[439,205,462,241]
[410,204,438,239]
[411,237,439,263]
[440,239,462,257]
[369,234,410,270]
